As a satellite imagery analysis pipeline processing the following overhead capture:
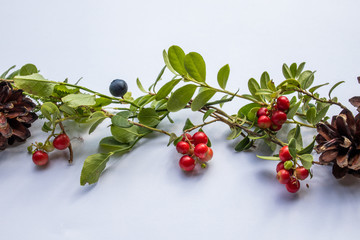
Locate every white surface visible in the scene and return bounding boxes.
[1,0,360,239]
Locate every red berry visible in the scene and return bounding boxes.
[32,150,49,166]
[182,133,193,143]
[257,116,272,129]
[295,167,309,180]
[257,107,269,117]
[286,178,300,193]
[279,146,292,162]
[179,155,196,171]
[271,111,287,126]
[194,143,209,159]
[200,147,213,162]
[192,132,208,145]
[276,162,285,172]
[277,96,290,111]
[270,124,282,131]
[53,134,70,150]
[276,169,291,184]
[176,141,190,154]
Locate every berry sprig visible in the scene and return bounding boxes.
[176,132,213,171]
[0,45,354,196]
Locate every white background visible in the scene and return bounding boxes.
[1,0,360,239]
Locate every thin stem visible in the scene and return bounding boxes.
[292,88,349,111]
[130,121,171,136]
[183,76,266,106]
[58,122,74,163]
[0,78,140,108]
[286,120,316,128]
[184,119,219,133]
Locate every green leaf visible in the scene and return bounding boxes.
[173,135,183,146]
[19,64,38,76]
[287,101,301,119]
[163,49,177,75]
[256,155,281,161]
[277,79,300,89]
[167,84,197,112]
[61,93,96,108]
[328,81,345,99]
[167,133,178,146]
[89,117,107,134]
[282,64,293,79]
[289,63,297,78]
[217,64,230,89]
[99,136,132,151]
[219,95,228,108]
[191,89,216,111]
[260,72,270,89]
[299,154,313,169]
[138,108,160,126]
[238,103,261,117]
[314,105,330,123]
[14,73,55,97]
[296,62,306,77]
[306,107,316,125]
[155,79,181,100]
[203,109,216,121]
[94,97,112,108]
[80,152,114,185]
[136,78,147,93]
[248,107,260,121]
[42,121,52,132]
[7,69,20,79]
[288,138,297,159]
[111,115,132,128]
[248,78,261,98]
[287,126,303,150]
[1,65,16,78]
[298,71,315,89]
[168,45,187,76]
[183,118,195,131]
[184,52,206,82]
[111,125,141,143]
[298,138,316,155]
[235,136,251,152]
[227,127,242,140]
[255,89,273,95]
[41,102,60,122]
[309,83,329,93]
[87,111,107,134]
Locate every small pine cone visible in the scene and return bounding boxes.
[0,81,38,150]
[315,109,360,179]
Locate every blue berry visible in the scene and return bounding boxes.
[109,79,128,97]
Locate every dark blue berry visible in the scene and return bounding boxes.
[109,79,128,97]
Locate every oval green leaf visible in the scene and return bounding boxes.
[184,52,206,82]
[138,108,160,126]
[217,64,230,89]
[155,79,181,100]
[167,84,197,112]
[168,45,187,76]
[191,89,216,111]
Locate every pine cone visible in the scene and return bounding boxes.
[0,81,38,150]
[315,109,360,179]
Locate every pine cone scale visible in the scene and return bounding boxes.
[0,81,38,150]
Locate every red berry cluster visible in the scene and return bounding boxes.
[257,96,290,131]
[176,132,213,171]
[32,134,70,166]
[276,146,309,193]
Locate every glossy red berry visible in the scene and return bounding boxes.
[200,147,213,162]
[176,141,190,154]
[256,107,269,117]
[179,155,196,171]
[271,111,287,126]
[192,132,208,145]
[276,96,290,111]
[32,150,49,166]
[257,116,272,129]
[286,178,300,193]
[181,133,193,143]
[53,134,70,150]
[194,143,209,159]
[276,169,291,184]
[295,167,309,180]
[270,124,282,131]
[279,146,292,162]
[276,162,285,172]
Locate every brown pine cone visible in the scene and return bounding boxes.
[0,81,38,150]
